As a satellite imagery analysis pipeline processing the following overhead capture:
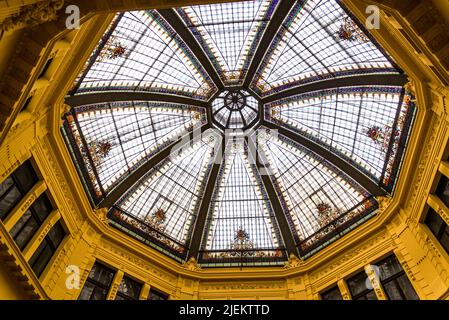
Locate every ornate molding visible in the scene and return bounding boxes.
[98,241,178,285]
[404,79,417,97]
[40,140,83,225]
[94,208,109,224]
[284,253,303,269]
[182,257,201,272]
[406,115,442,215]
[310,231,390,282]
[1,0,65,34]
[199,281,286,291]
[376,195,393,213]
[400,258,417,282]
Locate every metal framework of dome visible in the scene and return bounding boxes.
[62,0,416,267]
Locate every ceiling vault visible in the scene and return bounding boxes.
[247,136,298,255]
[158,9,225,91]
[99,123,212,208]
[260,120,388,197]
[58,0,416,265]
[243,0,297,88]
[187,140,224,259]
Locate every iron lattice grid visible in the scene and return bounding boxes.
[62,0,415,266]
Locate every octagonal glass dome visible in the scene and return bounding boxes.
[62,0,416,267]
[212,89,259,131]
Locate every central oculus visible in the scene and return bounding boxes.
[211,89,259,131]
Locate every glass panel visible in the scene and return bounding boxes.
[440,226,449,254]
[0,186,21,220]
[321,286,343,300]
[111,130,219,256]
[78,282,95,300]
[347,271,375,299]
[396,274,419,300]
[10,211,39,250]
[0,176,14,198]
[78,282,109,300]
[200,139,285,262]
[148,289,168,300]
[64,102,206,199]
[436,175,449,209]
[176,0,277,85]
[28,223,66,277]
[87,263,115,287]
[9,210,33,239]
[252,0,399,96]
[265,86,411,188]
[74,11,216,100]
[212,90,258,130]
[364,291,378,300]
[47,222,66,248]
[116,276,142,300]
[377,255,403,281]
[30,194,53,223]
[257,128,375,253]
[29,240,54,277]
[425,208,444,237]
[0,161,39,220]
[13,161,38,193]
[383,280,403,300]
[374,255,419,300]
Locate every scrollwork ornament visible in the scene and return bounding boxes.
[1,0,65,34]
[182,257,202,271]
[95,208,109,224]
[284,253,302,269]
[375,195,393,213]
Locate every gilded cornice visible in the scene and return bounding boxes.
[0,0,65,35]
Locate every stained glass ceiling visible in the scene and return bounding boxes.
[252,0,401,97]
[176,0,277,85]
[71,11,217,100]
[63,0,416,266]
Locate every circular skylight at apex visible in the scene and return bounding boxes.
[212,89,259,131]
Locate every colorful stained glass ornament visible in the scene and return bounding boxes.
[82,140,113,167]
[144,209,166,230]
[316,202,341,228]
[230,228,255,256]
[98,36,127,61]
[336,17,370,43]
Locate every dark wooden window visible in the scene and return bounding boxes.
[28,221,66,277]
[0,161,39,220]
[38,58,53,78]
[9,193,54,250]
[347,271,377,300]
[436,175,449,209]
[321,285,343,300]
[425,208,449,255]
[147,288,169,300]
[21,96,33,113]
[373,255,419,300]
[78,262,115,300]
[115,276,142,300]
